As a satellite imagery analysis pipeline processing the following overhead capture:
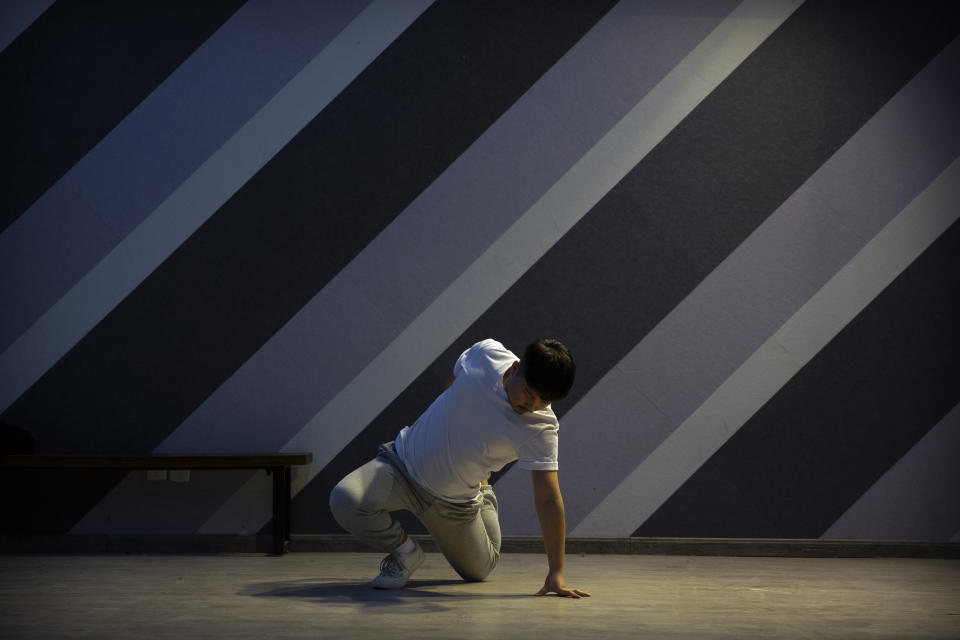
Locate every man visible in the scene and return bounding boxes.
[329,338,589,598]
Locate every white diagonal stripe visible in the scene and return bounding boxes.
[572,156,960,537]
[199,0,805,533]
[0,0,433,413]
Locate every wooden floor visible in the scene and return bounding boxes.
[1,552,958,639]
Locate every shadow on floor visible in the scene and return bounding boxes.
[242,579,533,609]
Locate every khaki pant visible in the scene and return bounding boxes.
[329,443,501,582]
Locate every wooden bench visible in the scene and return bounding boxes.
[0,453,312,555]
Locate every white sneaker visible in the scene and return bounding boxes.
[370,541,425,589]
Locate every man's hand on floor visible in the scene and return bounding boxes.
[535,570,591,598]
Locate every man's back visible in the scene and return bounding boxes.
[395,339,558,502]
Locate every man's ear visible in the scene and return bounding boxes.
[503,361,520,387]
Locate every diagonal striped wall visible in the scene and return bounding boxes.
[1,0,957,542]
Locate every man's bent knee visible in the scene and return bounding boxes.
[458,565,493,583]
[328,482,358,528]
[454,551,500,583]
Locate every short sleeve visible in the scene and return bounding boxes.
[516,427,559,471]
[454,345,472,377]
[454,339,504,378]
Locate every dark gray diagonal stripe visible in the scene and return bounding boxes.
[635,217,960,539]
[824,401,960,541]
[0,0,247,234]
[0,0,618,534]
[0,0,373,356]
[293,0,960,533]
[134,0,745,539]
[525,39,960,538]
[0,0,53,53]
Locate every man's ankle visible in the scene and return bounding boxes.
[395,537,416,555]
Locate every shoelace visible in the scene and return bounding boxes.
[379,553,405,577]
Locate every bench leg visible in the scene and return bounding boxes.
[270,466,291,556]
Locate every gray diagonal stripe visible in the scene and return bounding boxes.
[0,0,371,354]
[823,402,960,541]
[154,0,738,455]
[572,154,960,537]
[71,0,738,535]
[0,0,52,53]
[498,35,960,535]
[197,0,803,535]
[0,0,432,414]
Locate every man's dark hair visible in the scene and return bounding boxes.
[520,339,575,402]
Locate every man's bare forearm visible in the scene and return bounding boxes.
[530,471,590,597]
[535,497,566,573]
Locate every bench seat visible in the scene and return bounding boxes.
[1,453,312,555]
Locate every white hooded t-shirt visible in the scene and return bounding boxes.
[394,339,559,502]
